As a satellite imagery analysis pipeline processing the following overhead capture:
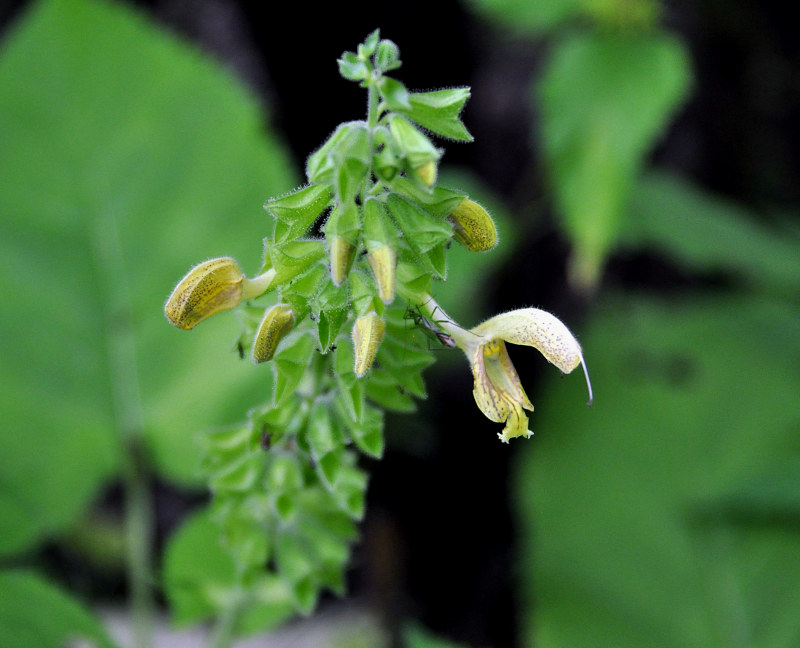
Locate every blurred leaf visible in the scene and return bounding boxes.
[467,0,659,33]
[0,570,118,648]
[626,172,800,295]
[0,0,297,549]
[538,32,691,289]
[397,88,473,142]
[404,622,474,648]
[516,294,800,648]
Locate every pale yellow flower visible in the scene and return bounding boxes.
[420,297,592,442]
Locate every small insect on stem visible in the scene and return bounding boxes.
[405,305,457,349]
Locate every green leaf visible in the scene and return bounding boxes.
[359,29,381,58]
[314,279,349,351]
[466,0,585,33]
[323,201,361,244]
[0,570,118,648]
[164,509,293,629]
[625,172,800,296]
[273,333,317,405]
[538,31,691,288]
[517,294,800,648]
[398,88,473,142]
[307,400,341,462]
[363,196,399,251]
[404,622,471,648]
[265,184,331,244]
[378,75,411,110]
[307,121,370,203]
[0,0,298,554]
[280,262,327,321]
[388,114,441,168]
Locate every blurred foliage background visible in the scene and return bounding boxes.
[1,0,798,647]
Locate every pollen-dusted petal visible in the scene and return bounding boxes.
[352,312,386,377]
[484,340,534,411]
[471,345,509,423]
[329,235,355,286]
[367,245,397,304]
[448,199,498,252]
[165,257,244,330]
[473,308,582,374]
[251,304,294,364]
[498,400,533,443]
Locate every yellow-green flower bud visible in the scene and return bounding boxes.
[448,199,498,252]
[367,245,396,304]
[414,160,437,187]
[329,235,356,286]
[252,304,294,364]
[165,257,245,330]
[351,312,386,377]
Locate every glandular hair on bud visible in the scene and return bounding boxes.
[352,312,386,377]
[252,304,295,364]
[415,161,437,187]
[367,245,396,304]
[330,235,356,286]
[448,199,498,252]
[165,257,245,330]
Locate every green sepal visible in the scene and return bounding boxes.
[363,197,398,252]
[331,461,368,520]
[396,261,432,303]
[272,332,316,406]
[386,194,452,251]
[390,177,466,216]
[275,532,315,587]
[335,125,372,204]
[347,404,384,459]
[264,453,305,493]
[378,76,411,110]
[314,279,349,352]
[280,262,327,321]
[421,242,448,279]
[323,201,361,245]
[349,270,381,317]
[375,39,401,72]
[337,51,368,82]
[208,453,263,493]
[249,397,303,450]
[318,447,346,489]
[365,369,417,412]
[358,29,380,58]
[265,239,326,285]
[307,399,344,464]
[388,115,440,169]
[306,121,368,187]
[334,341,365,423]
[397,88,473,141]
[264,184,332,244]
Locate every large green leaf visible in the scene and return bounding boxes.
[626,172,800,295]
[0,0,296,554]
[538,32,691,289]
[0,570,118,648]
[516,294,800,648]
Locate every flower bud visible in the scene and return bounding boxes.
[329,235,356,286]
[448,199,498,252]
[414,160,437,187]
[367,245,396,304]
[351,312,386,377]
[252,304,295,364]
[165,257,245,330]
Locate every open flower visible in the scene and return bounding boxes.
[420,297,592,442]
